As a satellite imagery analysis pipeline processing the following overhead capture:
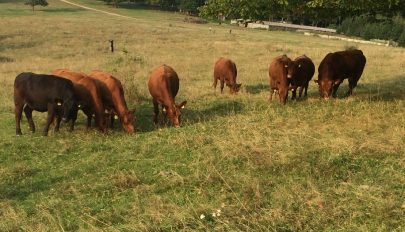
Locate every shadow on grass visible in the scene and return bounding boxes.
[134,101,245,133]
[327,75,405,101]
[40,8,86,13]
[354,75,405,101]
[0,174,64,201]
[245,83,268,94]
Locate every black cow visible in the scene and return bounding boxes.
[14,72,78,136]
[316,49,366,99]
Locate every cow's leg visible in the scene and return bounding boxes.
[297,87,303,98]
[152,99,159,125]
[110,114,115,128]
[220,78,225,94]
[347,76,359,97]
[85,110,92,128]
[291,88,297,100]
[54,115,62,132]
[303,83,309,97]
[279,89,288,105]
[332,83,341,98]
[15,102,24,136]
[23,105,35,133]
[70,115,77,132]
[161,106,168,125]
[43,104,55,136]
[269,89,275,102]
[213,77,218,90]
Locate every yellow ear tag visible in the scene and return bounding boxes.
[114,115,118,119]
[162,108,166,112]
[78,104,81,108]
[57,102,62,106]
[181,105,185,109]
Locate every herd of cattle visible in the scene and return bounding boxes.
[13,49,366,136]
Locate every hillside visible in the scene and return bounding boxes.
[0,0,404,230]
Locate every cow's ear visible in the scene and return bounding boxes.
[178,101,187,109]
[314,79,319,84]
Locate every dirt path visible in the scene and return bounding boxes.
[59,0,136,20]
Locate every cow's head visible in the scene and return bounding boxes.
[57,96,78,123]
[231,83,242,94]
[166,101,187,128]
[286,60,302,80]
[122,109,135,133]
[315,67,339,100]
[279,57,293,104]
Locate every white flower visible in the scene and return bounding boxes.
[212,212,217,217]
[200,214,205,220]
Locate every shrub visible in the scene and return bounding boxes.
[338,15,405,47]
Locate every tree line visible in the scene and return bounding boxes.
[25,0,405,46]
[100,1,405,26]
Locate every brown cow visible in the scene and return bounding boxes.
[268,54,292,104]
[286,55,315,99]
[213,57,241,94]
[88,70,135,133]
[315,49,366,99]
[148,65,187,128]
[52,69,106,132]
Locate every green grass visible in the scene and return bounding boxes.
[0,0,404,231]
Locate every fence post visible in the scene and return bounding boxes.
[109,40,114,53]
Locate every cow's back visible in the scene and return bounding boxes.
[14,72,75,111]
[148,65,179,102]
[319,49,366,81]
[269,55,290,86]
[88,70,127,111]
[338,50,366,75]
[214,57,237,83]
[294,55,315,83]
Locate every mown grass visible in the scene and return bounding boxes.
[0,0,404,231]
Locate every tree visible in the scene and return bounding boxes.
[25,0,48,12]
[102,0,125,8]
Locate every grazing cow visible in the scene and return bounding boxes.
[286,55,315,99]
[88,70,135,133]
[268,54,292,104]
[52,69,107,132]
[14,72,78,136]
[148,65,187,127]
[213,57,241,94]
[315,49,366,99]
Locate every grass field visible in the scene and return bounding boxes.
[0,0,404,231]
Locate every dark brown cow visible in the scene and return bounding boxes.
[148,65,187,127]
[316,49,366,99]
[52,69,107,132]
[88,70,135,134]
[287,55,315,99]
[213,57,241,94]
[268,54,292,104]
[14,72,78,136]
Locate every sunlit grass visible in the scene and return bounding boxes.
[0,0,404,231]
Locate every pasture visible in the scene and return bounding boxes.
[0,0,404,231]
